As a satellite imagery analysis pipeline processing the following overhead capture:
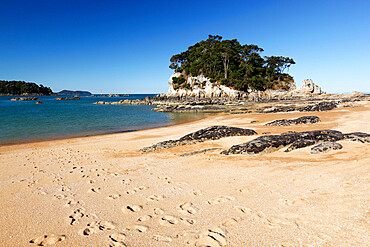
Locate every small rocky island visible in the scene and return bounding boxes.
[93,35,366,112]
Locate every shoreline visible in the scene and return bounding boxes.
[0,112,217,147]
[0,101,369,246]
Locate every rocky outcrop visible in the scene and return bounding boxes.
[166,72,324,100]
[221,130,370,155]
[93,97,151,105]
[140,126,257,152]
[343,132,370,143]
[265,116,321,126]
[11,97,38,101]
[179,148,221,157]
[294,79,325,95]
[257,101,338,113]
[221,130,345,155]
[310,141,342,154]
[55,97,80,100]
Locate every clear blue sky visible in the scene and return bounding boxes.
[1,0,369,93]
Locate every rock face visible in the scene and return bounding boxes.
[11,97,38,101]
[140,126,257,152]
[310,141,343,154]
[295,79,325,95]
[265,116,321,126]
[167,72,242,98]
[166,72,324,99]
[221,130,344,155]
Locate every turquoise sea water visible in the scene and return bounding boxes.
[0,95,209,145]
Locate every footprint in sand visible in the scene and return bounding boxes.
[189,227,227,247]
[179,217,196,225]
[80,221,116,236]
[146,195,164,202]
[138,215,152,222]
[66,198,84,207]
[153,208,164,215]
[69,208,86,225]
[132,225,148,232]
[208,196,235,205]
[178,202,197,214]
[90,187,101,193]
[54,194,67,200]
[122,179,132,185]
[125,186,147,195]
[107,194,121,200]
[153,234,172,242]
[234,206,252,214]
[30,234,66,246]
[109,233,127,246]
[222,217,243,227]
[122,205,143,213]
[159,215,179,226]
[191,189,203,196]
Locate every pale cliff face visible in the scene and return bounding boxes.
[166,73,326,98]
[167,73,241,98]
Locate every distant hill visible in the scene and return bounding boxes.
[57,90,92,95]
[0,80,53,95]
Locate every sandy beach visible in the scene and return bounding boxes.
[1,101,369,247]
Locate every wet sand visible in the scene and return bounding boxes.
[0,101,369,246]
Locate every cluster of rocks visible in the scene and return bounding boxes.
[140,126,257,152]
[55,96,80,100]
[265,116,321,126]
[221,130,370,155]
[90,94,131,97]
[11,97,38,101]
[258,101,338,113]
[94,97,151,105]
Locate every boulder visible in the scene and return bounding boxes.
[310,141,343,154]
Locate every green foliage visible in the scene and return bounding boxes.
[0,80,53,95]
[169,35,295,91]
[172,76,191,89]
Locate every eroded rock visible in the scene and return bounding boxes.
[310,141,343,154]
[221,130,344,155]
[265,116,320,126]
[140,126,257,152]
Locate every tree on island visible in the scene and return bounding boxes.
[0,80,53,95]
[169,35,295,92]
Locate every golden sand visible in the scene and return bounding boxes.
[0,101,369,246]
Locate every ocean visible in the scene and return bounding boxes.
[0,94,209,145]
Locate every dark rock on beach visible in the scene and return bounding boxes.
[221,130,345,155]
[298,101,337,112]
[140,126,257,152]
[310,141,343,154]
[265,116,321,126]
[179,148,222,157]
[343,132,370,143]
